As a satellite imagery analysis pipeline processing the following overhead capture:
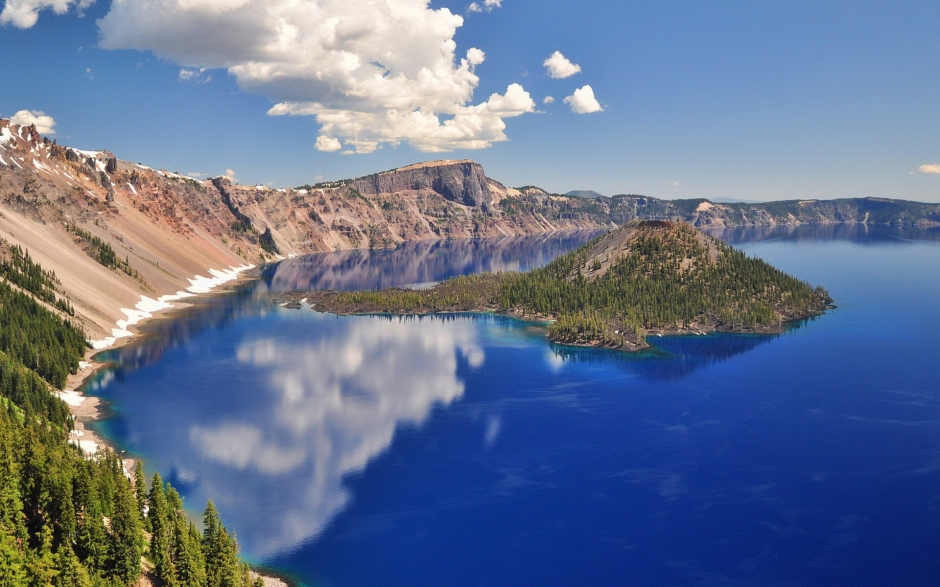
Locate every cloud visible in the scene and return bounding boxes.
[543,96,555,104]
[543,51,581,79]
[0,0,93,28]
[179,67,211,83]
[9,109,56,134]
[919,164,940,175]
[468,0,501,12]
[564,85,603,114]
[315,136,342,152]
[97,0,533,153]
[223,168,237,182]
[183,316,484,554]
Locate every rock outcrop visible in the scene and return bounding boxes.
[351,160,492,208]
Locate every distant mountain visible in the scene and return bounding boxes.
[710,197,759,204]
[565,189,607,199]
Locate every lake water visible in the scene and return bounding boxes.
[86,226,940,587]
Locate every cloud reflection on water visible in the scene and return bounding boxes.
[187,315,484,557]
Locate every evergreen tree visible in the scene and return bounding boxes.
[0,527,27,586]
[148,473,174,583]
[133,461,147,527]
[106,477,143,586]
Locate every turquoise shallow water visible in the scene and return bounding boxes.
[88,227,940,586]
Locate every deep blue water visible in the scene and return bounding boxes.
[86,227,940,587]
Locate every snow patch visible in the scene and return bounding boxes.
[55,390,86,407]
[71,148,100,158]
[0,126,13,146]
[73,439,99,455]
[89,264,254,349]
[126,183,137,195]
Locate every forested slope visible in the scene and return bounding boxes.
[286,221,831,351]
[0,248,262,586]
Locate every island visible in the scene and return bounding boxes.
[275,220,833,351]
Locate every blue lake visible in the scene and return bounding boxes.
[87,226,940,587]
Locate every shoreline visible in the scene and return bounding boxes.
[64,263,256,461]
[274,289,831,354]
[55,265,293,587]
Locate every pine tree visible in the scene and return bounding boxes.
[106,476,143,586]
[148,473,174,584]
[133,461,147,528]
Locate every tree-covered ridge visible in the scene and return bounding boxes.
[0,253,265,586]
[0,241,74,316]
[496,221,829,346]
[286,221,830,350]
[0,278,86,389]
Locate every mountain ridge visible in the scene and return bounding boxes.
[1,118,937,342]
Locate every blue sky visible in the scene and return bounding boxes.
[1,0,938,202]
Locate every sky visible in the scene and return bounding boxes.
[1,0,938,202]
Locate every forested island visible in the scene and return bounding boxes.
[278,221,832,351]
[0,243,263,586]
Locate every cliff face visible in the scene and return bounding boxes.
[603,196,940,228]
[217,160,608,256]
[351,160,491,208]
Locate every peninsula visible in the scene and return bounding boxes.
[276,220,832,351]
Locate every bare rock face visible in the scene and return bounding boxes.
[352,160,492,208]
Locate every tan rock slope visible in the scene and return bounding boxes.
[0,119,609,343]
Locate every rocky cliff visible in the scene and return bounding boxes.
[1,117,937,341]
[0,120,608,341]
[352,160,492,208]
[216,161,608,256]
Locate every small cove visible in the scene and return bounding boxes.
[85,226,940,587]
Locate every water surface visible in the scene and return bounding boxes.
[88,228,940,587]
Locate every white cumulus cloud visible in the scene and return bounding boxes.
[543,50,581,79]
[919,164,940,175]
[0,0,94,28]
[564,85,603,114]
[97,0,533,153]
[9,109,56,134]
[543,96,555,104]
[315,136,342,152]
[468,0,501,12]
